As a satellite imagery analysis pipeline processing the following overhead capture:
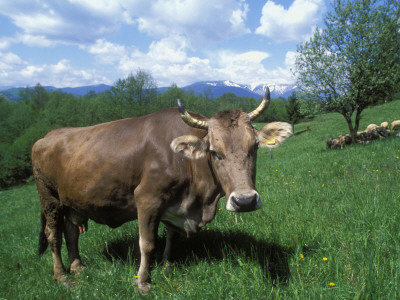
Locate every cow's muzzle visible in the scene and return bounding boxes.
[226,190,261,212]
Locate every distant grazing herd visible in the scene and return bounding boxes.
[327,120,400,150]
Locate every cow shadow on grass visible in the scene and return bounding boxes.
[102,230,293,285]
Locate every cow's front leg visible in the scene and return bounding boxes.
[136,209,160,294]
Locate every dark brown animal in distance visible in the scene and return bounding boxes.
[32,86,292,293]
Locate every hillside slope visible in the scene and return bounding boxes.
[276,100,400,154]
[1,100,400,299]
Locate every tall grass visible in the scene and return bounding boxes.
[0,101,399,299]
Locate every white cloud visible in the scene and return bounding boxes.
[0,38,12,50]
[50,59,70,74]
[0,51,110,87]
[0,0,300,88]
[214,50,295,85]
[124,0,250,45]
[17,34,55,47]
[114,35,217,86]
[0,52,25,71]
[147,36,190,64]
[255,0,325,42]
[82,39,127,65]
[284,51,297,69]
[0,0,249,46]
[82,35,296,87]
[20,65,44,78]
[0,1,122,44]
[68,0,123,16]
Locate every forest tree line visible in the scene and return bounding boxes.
[0,72,300,188]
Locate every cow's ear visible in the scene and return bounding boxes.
[170,135,209,159]
[256,122,293,148]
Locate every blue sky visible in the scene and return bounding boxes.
[0,0,328,89]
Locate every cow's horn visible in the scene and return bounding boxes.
[177,99,208,130]
[248,86,270,121]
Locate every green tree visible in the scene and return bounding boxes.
[110,70,157,117]
[294,0,400,141]
[0,93,9,103]
[158,84,185,109]
[19,83,49,113]
[286,92,303,130]
[0,100,12,143]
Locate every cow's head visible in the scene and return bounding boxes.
[171,87,292,213]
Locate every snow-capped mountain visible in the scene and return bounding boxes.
[181,80,259,98]
[249,82,297,98]
[184,80,297,99]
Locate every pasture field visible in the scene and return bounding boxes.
[0,100,399,299]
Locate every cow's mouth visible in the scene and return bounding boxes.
[226,191,261,212]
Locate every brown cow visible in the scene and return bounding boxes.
[326,137,338,149]
[356,126,389,143]
[32,87,292,293]
[391,120,400,132]
[365,123,379,131]
[380,121,388,130]
[339,134,352,149]
[326,136,346,149]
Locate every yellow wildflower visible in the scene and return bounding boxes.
[323,257,328,261]
[329,282,335,287]
[300,254,304,259]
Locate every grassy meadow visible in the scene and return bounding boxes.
[1,100,400,299]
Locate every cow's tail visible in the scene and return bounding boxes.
[38,211,48,256]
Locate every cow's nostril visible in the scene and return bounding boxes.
[240,194,257,207]
[231,195,240,207]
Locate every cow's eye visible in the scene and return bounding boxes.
[210,149,223,160]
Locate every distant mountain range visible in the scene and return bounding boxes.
[0,80,297,102]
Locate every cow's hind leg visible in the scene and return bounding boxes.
[35,174,68,284]
[47,213,68,283]
[65,208,87,275]
[163,227,175,262]
[43,204,67,283]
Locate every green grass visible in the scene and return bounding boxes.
[1,101,400,299]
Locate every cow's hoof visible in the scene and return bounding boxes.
[133,279,151,294]
[69,260,85,275]
[162,261,174,274]
[54,274,74,288]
